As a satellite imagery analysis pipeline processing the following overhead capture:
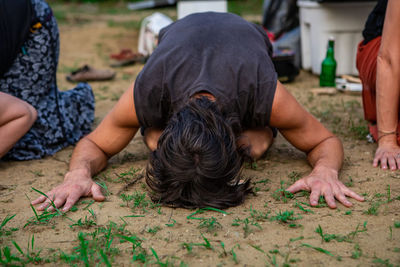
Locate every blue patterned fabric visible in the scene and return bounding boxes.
[0,0,95,160]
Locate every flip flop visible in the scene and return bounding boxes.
[109,49,148,67]
[66,65,116,82]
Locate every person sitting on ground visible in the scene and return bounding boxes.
[0,93,37,158]
[357,0,400,170]
[0,0,94,160]
[32,12,364,212]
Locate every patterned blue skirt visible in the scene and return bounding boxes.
[0,0,95,160]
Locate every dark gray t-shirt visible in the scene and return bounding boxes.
[134,12,277,131]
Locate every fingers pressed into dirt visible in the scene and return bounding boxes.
[334,192,352,207]
[31,195,46,205]
[344,188,365,202]
[92,184,106,202]
[309,187,321,206]
[286,179,307,194]
[322,190,337,209]
[38,200,52,211]
[62,194,82,212]
[47,197,67,212]
[388,157,397,170]
[36,193,55,211]
[373,155,379,167]
[380,157,388,169]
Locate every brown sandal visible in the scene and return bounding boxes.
[66,65,116,82]
[109,49,148,67]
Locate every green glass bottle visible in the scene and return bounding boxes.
[319,37,337,87]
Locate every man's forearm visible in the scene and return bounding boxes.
[307,136,343,172]
[68,136,109,178]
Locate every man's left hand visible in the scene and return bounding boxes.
[286,166,364,208]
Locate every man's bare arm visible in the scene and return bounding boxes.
[32,85,140,211]
[270,82,364,208]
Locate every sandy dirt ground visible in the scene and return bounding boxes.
[0,4,399,266]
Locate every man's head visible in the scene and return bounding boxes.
[146,97,251,209]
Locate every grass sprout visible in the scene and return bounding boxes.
[0,235,44,265]
[69,215,97,229]
[351,243,362,259]
[187,207,228,220]
[270,210,301,227]
[301,243,339,259]
[182,234,213,252]
[294,201,314,213]
[198,217,222,232]
[165,219,176,227]
[315,225,348,243]
[59,221,130,265]
[0,214,18,237]
[272,181,294,203]
[232,217,262,238]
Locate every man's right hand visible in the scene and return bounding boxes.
[30,85,140,212]
[31,169,105,212]
[373,136,400,170]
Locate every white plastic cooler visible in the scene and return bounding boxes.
[297,0,375,75]
[177,0,227,19]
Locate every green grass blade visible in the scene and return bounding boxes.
[31,187,63,215]
[250,244,266,254]
[301,243,335,257]
[29,204,40,221]
[82,200,95,210]
[0,214,16,230]
[12,241,24,255]
[231,247,238,264]
[187,207,228,220]
[99,250,112,267]
[31,235,35,251]
[115,234,143,245]
[150,247,160,261]
[78,232,89,267]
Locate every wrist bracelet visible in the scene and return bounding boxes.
[377,132,397,142]
[378,129,397,134]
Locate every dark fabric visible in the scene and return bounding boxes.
[262,0,299,39]
[0,0,95,160]
[356,36,400,144]
[362,0,388,45]
[0,0,34,76]
[134,12,277,132]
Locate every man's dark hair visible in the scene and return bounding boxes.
[146,97,252,209]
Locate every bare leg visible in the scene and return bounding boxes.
[237,127,274,160]
[143,127,163,151]
[0,92,37,158]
